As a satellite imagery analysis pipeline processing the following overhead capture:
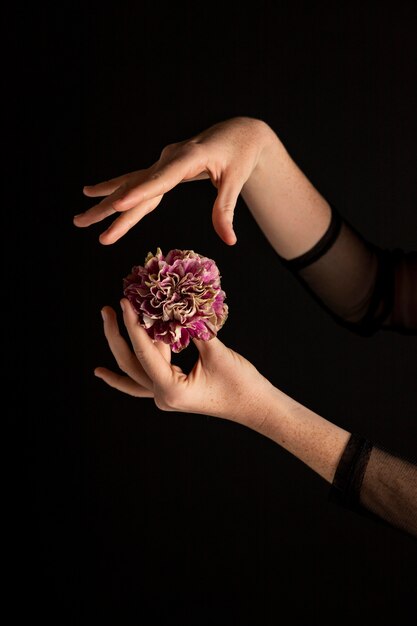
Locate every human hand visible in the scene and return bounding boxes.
[74,117,274,246]
[94,298,278,430]
[95,298,351,484]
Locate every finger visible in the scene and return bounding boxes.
[191,335,223,359]
[101,306,153,389]
[98,195,162,245]
[94,367,154,397]
[154,340,172,363]
[183,172,210,182]
[211,177,241,245]
[190,336,226,373]
[112,157,202,213]
[121,299,172,385]
[73,186,128,227]
[83,173,133,197]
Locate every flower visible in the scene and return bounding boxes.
[123,248,228,353]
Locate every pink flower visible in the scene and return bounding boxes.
[123,248,228,352]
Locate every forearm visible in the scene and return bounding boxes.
[241,121,332,260]
[242,120,391,332]
[357,445,417,537]
[249,387,417,537]
[247,384,351,484]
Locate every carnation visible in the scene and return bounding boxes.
[123,248,228,353]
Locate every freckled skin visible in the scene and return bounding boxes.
[80,116,417,538]
[79,118,349,484]
[96,299,350,484]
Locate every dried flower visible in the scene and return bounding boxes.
[123,248,228,352]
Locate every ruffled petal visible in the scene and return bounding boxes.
[123,248,228,352]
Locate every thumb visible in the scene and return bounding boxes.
[211,179,241,245]
[191,335,224,358]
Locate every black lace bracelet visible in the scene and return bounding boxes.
[280,204,342,271]
[329,432,373,509]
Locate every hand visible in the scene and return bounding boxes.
[94,298,278,430]
[74,117,274,246]
[95,298,351,483]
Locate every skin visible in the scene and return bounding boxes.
[74,116,331,257]
[77,116,352,484]
[95,300,350,484]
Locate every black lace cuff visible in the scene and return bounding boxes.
[280,204,342,271]
[329,432,373,510]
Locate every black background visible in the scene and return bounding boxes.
[10,1,417,624]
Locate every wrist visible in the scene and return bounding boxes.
[236,381,295,436]
[227,116,284,177]
[253,387,351,483]
[253,123,289,180]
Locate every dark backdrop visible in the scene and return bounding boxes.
[11,1,417,624]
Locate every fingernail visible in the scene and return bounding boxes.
[73,213,83,218]
[120,300,125,312]
[101,308,106,321]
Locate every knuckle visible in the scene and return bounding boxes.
[160,142,178,157]
[115,357,129,374]
[133,347,146,362]
[182,141,204,159]
[149,171,166,194]
[162,139,202,161]
[154,388,182,411]
[154,396,169,411]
